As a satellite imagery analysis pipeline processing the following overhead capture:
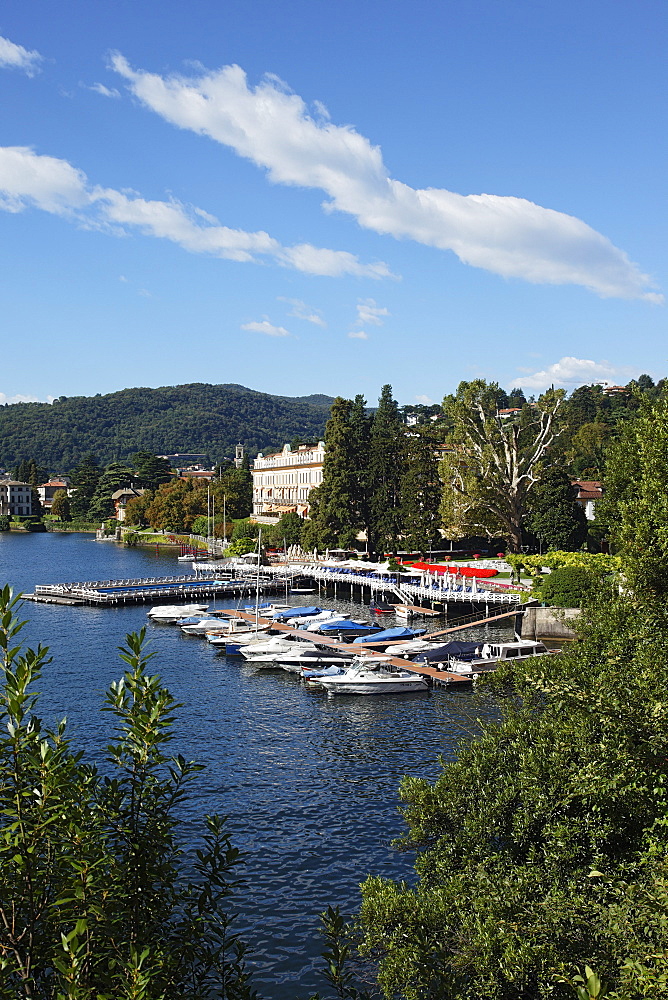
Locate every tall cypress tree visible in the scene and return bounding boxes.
[369,385,406,556]
[308,397,360,550]
[87,462,135,523]
[525,467,588,551]
[69,454,102,520]
[401,432,442,558]
[350,394,372,549]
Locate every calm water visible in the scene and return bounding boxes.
[0,532,507,998]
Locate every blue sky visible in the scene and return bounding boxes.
[0,0,665,407]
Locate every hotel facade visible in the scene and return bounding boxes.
[252,442,325,522]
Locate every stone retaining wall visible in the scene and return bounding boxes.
[521,604,580,640]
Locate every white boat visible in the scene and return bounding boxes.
[388,638,445,656]
[454,640,552,676]
[206,624,272,645]
[301,664,347,683]
[180,617,234,635]
[215,629,282,650]
[242,602,293,616]
[147,604,209,622]
[315,657,429,695]
[275,648,356,674]
[241,635,314,662]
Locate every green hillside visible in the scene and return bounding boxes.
[0,383,334,470]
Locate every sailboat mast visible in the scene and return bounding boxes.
[255,528,262,629]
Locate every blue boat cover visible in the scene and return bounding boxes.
[413,641,480,662]
[355,626,426,643]
[318,619,377,632]
[274,606,322,619]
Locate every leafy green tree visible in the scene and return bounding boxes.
[0,586,255,999]
[125,489,154,528]
[440,380,564,552]
[13,458,46,487]
[87,462,135,523]
[132,452,174,491]
[212,466,253,520]
[596,389,668,596]
[50,488,71,522]
[400,432,442,557]
[526,467,588,551]
[369,385,406,555]
[271,510,304,548]
[69,454,102,520]
[539,564,608,606]
[358,590,668,998]
[308,398,362,550]
[566,422,610,478]
[350,394,372,546]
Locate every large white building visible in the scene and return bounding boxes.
[252,442,325,522]
[0,481,34,517]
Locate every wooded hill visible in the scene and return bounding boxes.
[0,383,334,470]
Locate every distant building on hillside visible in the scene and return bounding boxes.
[252,442,325,523]
[572,479,603,520]
[158,453,208,467]
[0,481,34,517]
[179,469,217,482]
[37,478,71,509]
[112,488,146,522]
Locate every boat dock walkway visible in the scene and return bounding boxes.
[213,607,525,689]
[27,574,289,606]
[214,562,522,610]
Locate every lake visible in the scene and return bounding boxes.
[0,531,506,997]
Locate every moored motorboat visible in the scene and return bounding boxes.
[301,664,347,683]
[275,648,356,674]
[315,657,429,695]
[353,626,426,649]
[315,619,382,638]
[272,606,323,621]
[147,604,209,623]
[240,635,313,662]
[413,639,553,678]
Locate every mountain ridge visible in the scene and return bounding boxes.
[0,383,336,471]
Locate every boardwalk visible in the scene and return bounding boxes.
[28,574,289,606]
[238,562,521,608]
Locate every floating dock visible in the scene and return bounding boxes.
[26,574,289,606]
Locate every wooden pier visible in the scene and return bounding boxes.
[27,574,290,606]
[210,607,525,689]
[226,562,522,614]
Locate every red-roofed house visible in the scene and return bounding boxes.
[572,480,603,520]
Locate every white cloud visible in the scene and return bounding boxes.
[241,319,291,337]
[415,394,433,404]
[0,145,389,278]
[0,35,42,75]
[279,297,326,326]
[512,356,640,391]
[89,82,121,98]
[356,297,389,326]
[111,53,662,302]
[348,330,368,340]
[0,391,49,404]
